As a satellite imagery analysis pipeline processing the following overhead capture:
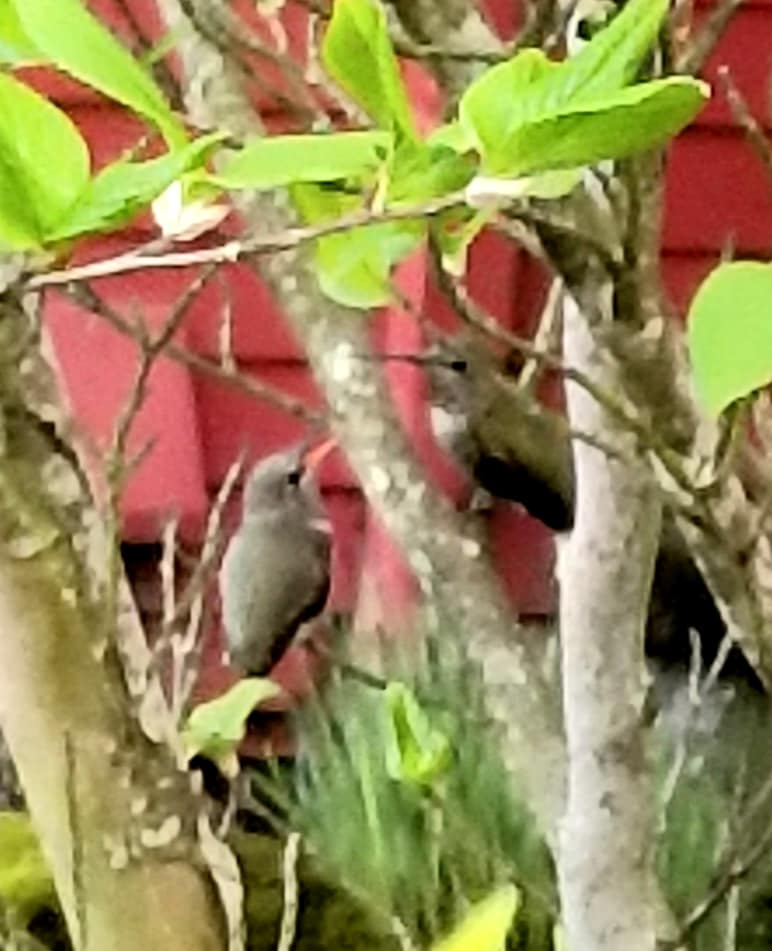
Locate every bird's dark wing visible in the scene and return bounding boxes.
[257,570,331,675]
[245,527,331,676]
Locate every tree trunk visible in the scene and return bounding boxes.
[556,289,663,951]
[0,299,228,950]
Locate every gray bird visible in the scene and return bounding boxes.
[220,440,334,676]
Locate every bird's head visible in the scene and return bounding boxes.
[243,438,335,514]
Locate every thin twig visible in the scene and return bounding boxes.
[28,191,468,289]
[723,883,739,951]
[169,455,244,718]
[160,516,178,635]
[495,206,624,278]
[517,277,563,393]
[178,0,319,123]
[277,832,302,951]
[677,0,745,75]
[661,738,772,948]
[106,263,219,495]
[102,269,217,628]
[111,0,183,109]
[65,282,321,423]
[208,1,325,119]
[662,818,772,949]
[293,0,512,63]
[217,273,236,374]
[718,66,772,187]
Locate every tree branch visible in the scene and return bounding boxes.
[557,286,664,951]
[718,65,772,187]
[27,191,466,289]
[64,281,322,424]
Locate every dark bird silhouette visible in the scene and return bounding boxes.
[220,440,334,676]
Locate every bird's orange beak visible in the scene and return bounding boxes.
[302,436,336,473]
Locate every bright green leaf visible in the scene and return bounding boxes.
[428,121,476,155]
[10,0,185,145]
[431,884,520,951]
[0,0,41,64]
[383,682,452,789]
[562,0,668,100]
[322,0,417,141]
[293,181,424,308]
[459,49,562,159]
[486,77,708,177]
[459,0,672,167]
[182,677,281,764]
[687,261,772,416]
[139,27,183,68]
[292,179,356,224]
[48,133,225,242]
[0,811,56,929]
[314,221,424,308]
[0,71,89,249]
[215,130,392,190]
[388,142,475,204]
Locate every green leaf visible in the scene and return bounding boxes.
[0,0,41,64]
[459,0,672,169]
[48,133,225,242]
[562,0,668,100]
[322,0,417,141]
[315,221,424,308]
[215,130,392,190]
[383,682,452,789]
[139,27,183,68]
[0,71,89,249]
[687,261,772,416]
[488,77,708,177]
[182,678,281,764]
[459,49,562,160]
[388,142,475,204]
[10,0,185,145]
[431,885,520,951]
[0,811,56,929]
[428,121,476,155]
[293,182,424,308]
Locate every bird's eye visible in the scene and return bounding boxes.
[287,469,302,486]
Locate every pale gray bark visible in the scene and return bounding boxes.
[383,0,500,100]
[556,289,663,951]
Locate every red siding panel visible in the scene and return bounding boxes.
[697,4,772,128]
[664,128,772,254]
[44,293,209,542]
